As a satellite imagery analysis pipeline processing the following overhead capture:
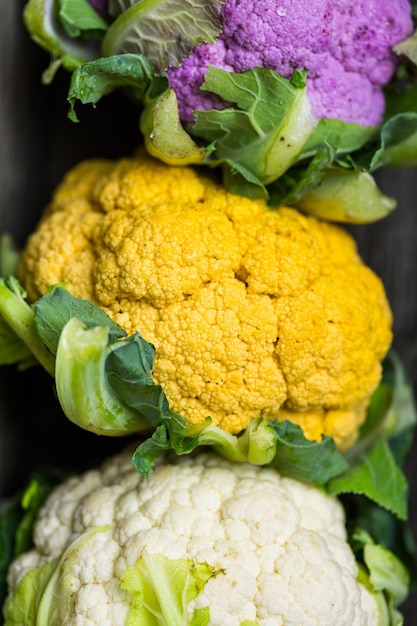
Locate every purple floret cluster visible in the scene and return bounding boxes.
[167,0,413,126]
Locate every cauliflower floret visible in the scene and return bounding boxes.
[5,450,381,625]
[18,151,393,449]
[167,0,413,126]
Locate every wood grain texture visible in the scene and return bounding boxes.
[1,1,417,621]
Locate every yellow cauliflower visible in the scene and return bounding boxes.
[19,151,392,451]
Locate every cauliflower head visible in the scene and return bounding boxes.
[5,449,382,626]
[18,151,392,449]
[167,0,413,125]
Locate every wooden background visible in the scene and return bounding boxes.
[1,2,417,621]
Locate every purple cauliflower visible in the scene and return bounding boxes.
[167,0,413,126]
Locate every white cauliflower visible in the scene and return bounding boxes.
[4,450,384,625]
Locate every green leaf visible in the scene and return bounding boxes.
[120,551,219,625]
[342,495,417,592]
[371,113,417,170]
[364,543,409,624]
[393,28,417,65]
[378,352,417,465]
[1,283,413,522]
[191,67,317,185]
[106,333,172,425]
[268,420,348,484]
[34,285,126,356]
[352,531,410,625]
[4,556,59,626]
[267,148,331,207]
[140,88,208,165]
[57,0,108,39]
[327,439,409,520]
[220,160,268,200]
[55,318,149,436]
[23,0,101,80]
[14,472,65,558]
[131,424,173,477]
[67,53,161,122]
[4,527,107,625]
[0,498,23,617]
[0,278,55,375]
[103,0,226,72]
[337,352,417,533]
[0,470,65,619]
[292,169,396,224]
[299,118,378,161]
[132,419,348,485]
[375,131,417,168]
[354,112,417,171]
[347,351,417,464]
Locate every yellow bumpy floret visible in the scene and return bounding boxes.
[18,151,393,450]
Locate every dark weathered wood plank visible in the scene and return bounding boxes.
[1,1,417,621]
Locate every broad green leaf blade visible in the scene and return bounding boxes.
[379,86,417,167]
[328,439,409,520]
[106,334,172,425]
[34,286,126,356]
[268,421,348,485]
[67,53,160,121]
[370,113,417,170]
[132,424,173,477]
[354,112,417,171]
[57,0,108,38]
[105,332,190,447]
[120,551,218,625]
[55,318,149,436]
[300,118,378,161]
[192,67,317,185]
[220,160,268,200]
[103,0,225,72]
[376,131,417,168]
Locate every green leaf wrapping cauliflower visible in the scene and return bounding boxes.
[17,150,393,452]
[3,450,407,625]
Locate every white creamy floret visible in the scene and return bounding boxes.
[7,450,380,625]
